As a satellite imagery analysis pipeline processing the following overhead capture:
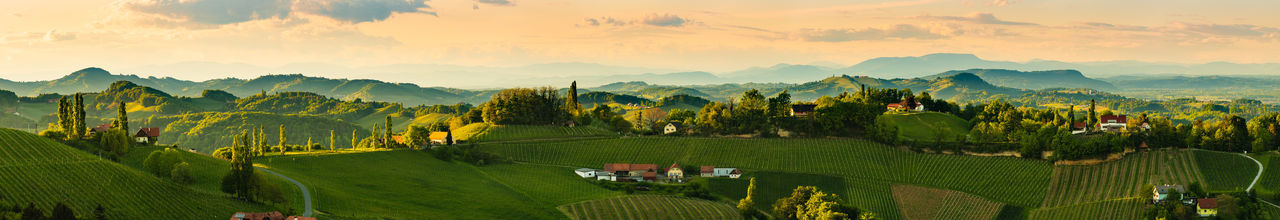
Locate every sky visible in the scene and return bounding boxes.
[2,0,1279,82]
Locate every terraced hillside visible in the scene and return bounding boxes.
[891,185,1005,220]
[558,195,741,220]
[1029,198,1144,220]
[255,150,621,219]
[1041,150,1207,208]
[480,137,1054,213]
[0,128,276,218]
[454,123,617,142]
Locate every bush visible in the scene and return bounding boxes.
[170,162,191,184]
[143,148,184,177]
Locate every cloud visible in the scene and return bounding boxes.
[293,0,436,23]
[794,24,951,42]
[642,14,689,27]
[110,0,434,28]
[579,14,691,27]
[1168,22,1278,37]
[988,0,1019,7]
[0,29,76,44]
[915,12,1036,26]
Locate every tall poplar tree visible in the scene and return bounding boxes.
[278,125,287,147]
[115,101,128,133]
[56,96,69,130]
[1067,105,1076,129]
[1088,99,1097,131]
[371,123,381,148]
[329,130,336,151]
[566,81,582,115]
[72,93,86,138]
[351,130,358,149]
[384,116,393,148]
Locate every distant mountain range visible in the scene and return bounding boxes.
[925,69,1119,91]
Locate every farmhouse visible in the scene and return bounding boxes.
[664,122,682,135]
[1071,122,1087,135]
[1197,198,1217,217]
[89,124,112,134]
[596,171,617,181]
[790,104,816,116]
[887,101,923,112]
[666,163,683,181]
[429,131,453,145]
[1099,115,1128,132]
[574,168,597,178]
[601,163,659,182]
[699,166,742,178]
[1152,184,1185,202]
[135,127,159,144]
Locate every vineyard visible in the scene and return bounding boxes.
[878,112,970,142]
[891,185,1005,220]
[0,128,275,219]
[1194,150,1260,192]
[1028,198,1144,220]
[121,146,306,212]
[1041,150,1206,208]
[557,195,741,220]
[454,123,617,142]
[479,137,1053,208]
[255,150,620,219]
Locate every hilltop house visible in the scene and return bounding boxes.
[666,163,683,181]
[887,101,923,112]
[1197,198,1218,217]
[1099,115,1128,132]
[135,127,159,144]
[699,166,742,178]
[89,124,112,135]
[790,104,817,117]
[1071,122,1088,135]
[1152,184,1186,203]
[429,131,453,145]
[664,122,682,135]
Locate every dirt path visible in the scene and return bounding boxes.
[257,167,313,217]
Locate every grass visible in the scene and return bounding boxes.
[890,184,1005,220]
[455,123,617,142]
[557,195,741,220]
[255,150,620,219]
[120,146,306,213]
[1194,150,1259,192]
[0,128,276,219]
[1027,198,1144,220]
[1256,153,1280,201]
[878,112,970,142]
[1041,149,1206,208]
[480,137,1053,209]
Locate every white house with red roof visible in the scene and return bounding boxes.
[1099,115,1127,132]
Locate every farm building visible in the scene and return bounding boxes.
[790,104,816,116]
[699,166,742,178]
[135,127,160,144]
[1071,122,1087,135]
[1197,198,1217,217]
[666,163,683,181]
[1099,115,1127,132]
[605,163,658,177]
[664,122,681,134]
[575,168,597,178]
[1152,184,1185,202]
[429,131,453,145]
[887,100,923,112]
[596,171,617,181]
[89,124,112,134]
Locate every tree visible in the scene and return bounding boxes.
[566,81,582,116]
[278,125,287,148]
[384,116,393,148]
[482,87,569,125]
[56,96,69,131]
[1088,99,1096,132]
[171,162,191,184]
[773,186,818,220]
[143,148,183,177]
[50,202,74,220]
[21,203,42,220]
[222,132,257,201]
[404,125,431,149]
[1216,194,1240,218]
[97,129,131,157]
[800,191,848,220]
[115,100,128,133]
[329,130,336,151]
[351,130,358,149]
[1067,105,1075,129]
[738,178,758,217]
[306,137,313,152]
[73,93,85,139]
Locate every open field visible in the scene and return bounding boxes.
[558,195,741,220]
[121,146,306,212]
[455,123,617,142]
[1028,198,1144,220]
[1195,150,1260,192]
[878,112,970,142]
[891,185,1005,220]
[1041,149,1207,208]
[0,128,275,219]
[256,150,620,219]
[479,137,1053,209]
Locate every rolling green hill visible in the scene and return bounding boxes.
[142,112,368,153]
[878,112,970,142]
[453,123,617,142]
[928,69,1119,91]
[1041,150,1208,208]
[0,128,276,218]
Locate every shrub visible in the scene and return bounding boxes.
[170,162,191,184]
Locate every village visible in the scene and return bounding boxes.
[573,163,741,183]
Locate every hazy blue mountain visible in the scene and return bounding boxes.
[925,69,1119,91]
[839,53,1023,78]
[721,64,838,83]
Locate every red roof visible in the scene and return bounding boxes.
[136,127,160,137]
[92,124,112,132]
[1197,198,1217,209]
[700,166,714,174]
[1072,122,1087,129]
[887,103,903,108]
[631,164,657,172]
[392,135,406,144]
[730,169,743,174]
[668,163,680,171]
[604,163,657,172]
[1100,115,1127,124]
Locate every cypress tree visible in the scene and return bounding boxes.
[73,93,85,138]
[384,116,393,148]
[56,96,69,130]
[566,81,581,115]
[306,137,313,152]
[330,130,336,151]
[1067,105,1076,129]
[371,123,381,148]
[351,130,358,149]
[278,125,286,147]
[116,100,128,133]
[1088,99,1097,131]
[50,202,74,220]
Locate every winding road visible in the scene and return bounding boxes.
[257,167,313,217]
[1236,153,1279,209]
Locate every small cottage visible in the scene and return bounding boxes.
[135,127,160,144]
[1152,184,1185,202]
[713,168,743,178]
[664,122,681,135]
[1071,122,1087,135]
[1099,115,1128,132]
[700,166,715,177]
[1197,198,1217,217]
[666,163,683,181]
[575,168,598,178]
[89,124,112,134]
[429,131,453,145]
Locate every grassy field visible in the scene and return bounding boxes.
[0,128,276,219]
[480,137,1053,209]
[878,112,970,142]
[1027,198,1144,220]
[1194,150,1260,192]
[891,185,1005,220]
[454,123,617,142]
[557,195,741,220]
[1041,150,1206,208]
[255,150,620,219]
[120,146,306,213]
